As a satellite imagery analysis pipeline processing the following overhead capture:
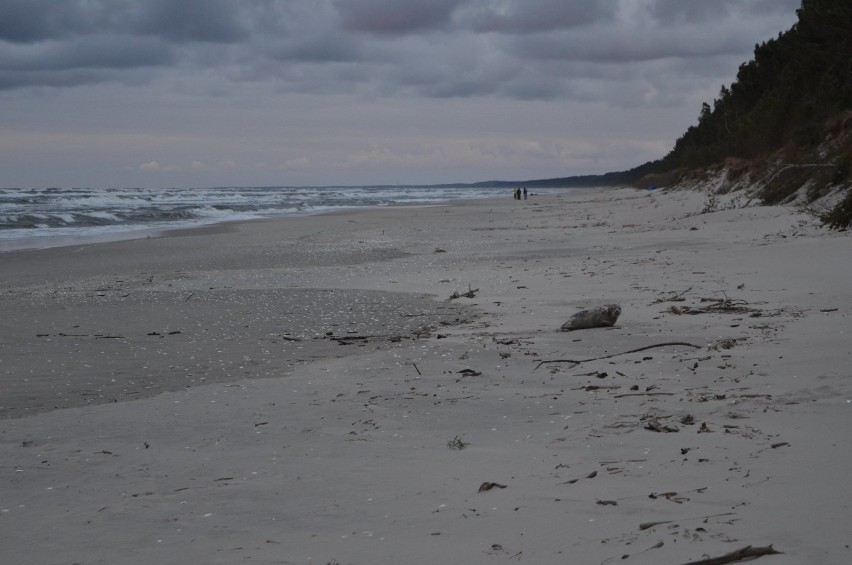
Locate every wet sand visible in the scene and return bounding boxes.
[1,188,850,564]
[0,212,474,419]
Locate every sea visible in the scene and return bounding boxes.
[0,184,571,252]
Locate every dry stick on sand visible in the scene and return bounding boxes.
[615,391,677,398]
[652,286,693,304]
[678,545,782,565]
[449,284,479,300]
[534,342,701,370]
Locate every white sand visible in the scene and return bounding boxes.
[1,188,850,564]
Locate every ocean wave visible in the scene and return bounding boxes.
[0,185,573,248]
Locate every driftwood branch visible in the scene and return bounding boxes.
[614,392,676,398]
[535,342,701,370]
[449,284,479,300]
[652,287,693,304]
[679,545,782,565]
[326,335,385,344]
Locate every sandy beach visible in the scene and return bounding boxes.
[1,188,850,564]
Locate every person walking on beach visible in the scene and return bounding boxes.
[523,187,527,200]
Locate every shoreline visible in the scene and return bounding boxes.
[0,186,584,254]
[1,188,850,564]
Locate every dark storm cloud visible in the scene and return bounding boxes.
[0,0,803,101]
[0,0,245,89]
[0,0,102,43]
[129,0,248,44]
[0,0,246,44]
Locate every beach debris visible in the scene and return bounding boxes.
[678,545,782,565]
[577,384,620,392]
[596,499,618,506]
[433,247,446,253]
[478,482,507,493]
[614,391,676,398]
[449,285,479,300]
[563,470,597,484]
[535,341,701,370]
[649,491,689,503]
[669,295,760,316]
[711,337,745,350]
[639,520,674,530]
[560,304,621,331]
[457,368,482,377]
[652,287,693,304]
[447,435,469,450]
[324,334,390,345]
[645,420,679,433]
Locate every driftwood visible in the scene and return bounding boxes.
[651,287,693,304]
[449,285,479,300]
[645,420,679,433]
[478,482,507,492]
[679,545,782,565]
[669,296,757,316]
[562,470,597,484]
[640,512,736,532]
[327,335,384,344]
[614,391,676,398]
[535,342,701,370]
[639,520,674,530]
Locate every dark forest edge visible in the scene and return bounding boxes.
[480,0,852,229]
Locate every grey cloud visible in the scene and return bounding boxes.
[1,36,174,72]
[0,0,247,44]
[0,34,174,90]
[0,0,242,90]
[0,68,124,90]
[334,0,466,35]
[459,0,616,33]
[650,0,801,25]
[0,0,801,104]
[266,37,365,63]
[504,11,790,66]
[129,0,248,44]
[0,0,108,43]
[650,0,739,25]
[237,2,368,64]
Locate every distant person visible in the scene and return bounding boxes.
[523,187,527,200]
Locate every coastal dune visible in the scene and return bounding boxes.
[1,188,850,564]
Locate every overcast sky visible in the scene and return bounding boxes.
[0,0,801,188]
